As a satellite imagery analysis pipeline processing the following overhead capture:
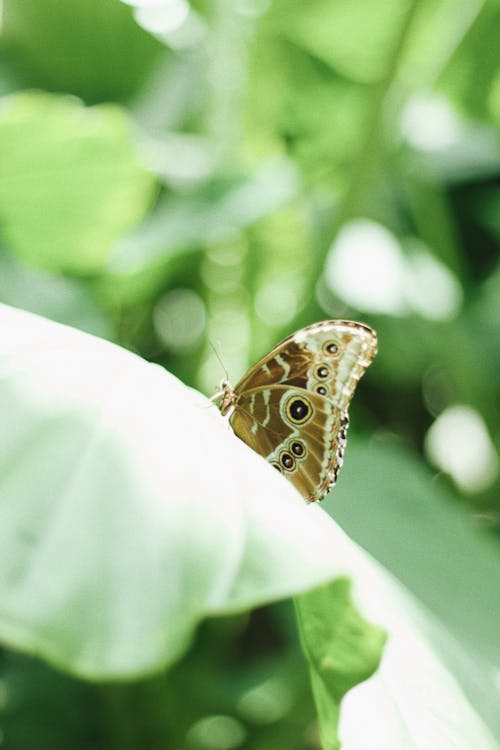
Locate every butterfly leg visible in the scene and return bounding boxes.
[209,388,225,402]
[223,404,236,421]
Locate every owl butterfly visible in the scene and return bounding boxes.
[213,320,377,502]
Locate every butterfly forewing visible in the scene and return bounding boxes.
[234,320,377,412]
[219,320,377,502]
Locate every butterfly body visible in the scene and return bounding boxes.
[214,320,377,502]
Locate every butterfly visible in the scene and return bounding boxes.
[213,320,377,502]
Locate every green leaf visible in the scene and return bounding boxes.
[327,436,500,671]
[0,92,156,274]
[1,0,165,103]
[333,549,500,749]
[295,579,386,750]
[438,1,500,123]
[0,303,360,680]
[0,251,111,338]
[98,159,299,306]
[267,0,407,84]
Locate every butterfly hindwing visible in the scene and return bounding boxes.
[230,386,347,502]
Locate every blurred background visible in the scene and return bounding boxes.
[0,0,499,748]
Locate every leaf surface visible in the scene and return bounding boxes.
[295,579,386,750]
[0,303,355,679]
[0,93,156,273]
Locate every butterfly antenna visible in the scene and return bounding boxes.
[209,339,229,382]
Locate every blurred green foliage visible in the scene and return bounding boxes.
[0,0,499,748]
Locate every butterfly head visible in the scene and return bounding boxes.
[214,378,236,416]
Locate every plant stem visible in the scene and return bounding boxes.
[331,0,423,237]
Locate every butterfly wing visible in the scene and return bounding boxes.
[230,386,347,502]
[229,320,377,502]
[234,320,377,412]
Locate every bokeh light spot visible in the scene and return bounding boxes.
[405,241,462,320]
[425,405,499,493]
[145,134,215,185]
[324,220,462,320]
[325,219,407,314]
[255,279,298,326]
[186,714,247,750]
[235,0,270,17]
[134,0,189,34]
[154,288,206,352]
[237,676,292,724]
[401,94,466,152]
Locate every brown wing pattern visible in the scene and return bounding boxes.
[230,386,347,502]
[234,320,377,411]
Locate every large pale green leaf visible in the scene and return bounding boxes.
[1,305,499,748]
[0,303,358,680]
[292,518,499,749]
[327,434,500,742]
[334,547,500,750]
[0,92,156,274]
[295,579,386,750]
